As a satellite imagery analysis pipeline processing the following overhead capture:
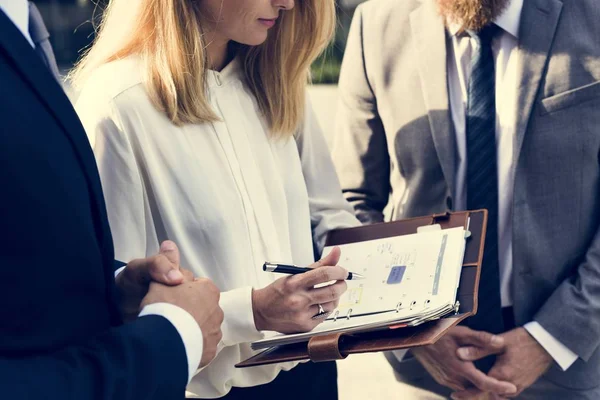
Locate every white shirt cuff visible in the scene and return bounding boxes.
[139,303,203,383]
[524,321,578,371]
[114,266,126,278]
[219,287,264,346]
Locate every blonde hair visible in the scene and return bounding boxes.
[70,0,336,136]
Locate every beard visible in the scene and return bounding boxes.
[437,0,510,31]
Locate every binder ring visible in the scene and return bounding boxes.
[333,310,340,322]
[395,302,403,313]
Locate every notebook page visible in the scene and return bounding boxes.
[323,227,466,319]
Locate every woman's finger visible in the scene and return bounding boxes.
[309,280,348,304]
[291,265,348,288]
[310,247,341,269]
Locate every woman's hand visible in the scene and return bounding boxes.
[252,247,348,333]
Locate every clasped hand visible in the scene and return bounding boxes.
[452,327,553,399]
[413,326,553,399]
[117,241,224,368]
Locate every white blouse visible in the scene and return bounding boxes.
[75,57,360,398]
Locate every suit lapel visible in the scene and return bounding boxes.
[513,0,563,164]
[0,11,114,268]
[410,0,457,196]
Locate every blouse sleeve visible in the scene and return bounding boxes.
[77,94,262,363]
[77,97,159,262]
[295,95,362,254]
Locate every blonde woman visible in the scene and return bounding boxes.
[72,0,361,398]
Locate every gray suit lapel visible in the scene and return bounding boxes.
[410,0,456,196]
[514,0,563,164]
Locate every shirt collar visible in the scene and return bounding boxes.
[447,0,523,39]
[0,0,34,47]
[207,57,242,88]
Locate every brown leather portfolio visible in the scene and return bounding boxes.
[236,210,487,368]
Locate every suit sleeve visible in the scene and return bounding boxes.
[0,315,188,400]
[331,5,390,225]
[533,225,600,362]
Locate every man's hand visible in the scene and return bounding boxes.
[142,277,224,368]
[412,326,517,396]
[116,241,187,321]
[452,327,553,399]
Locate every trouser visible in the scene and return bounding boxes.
[214,360,338,400]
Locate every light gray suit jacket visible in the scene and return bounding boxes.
[332,0,600,390]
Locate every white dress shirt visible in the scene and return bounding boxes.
[76,57,360,398]
[0,0,33,46]
[1,1,203,383]
[448,0,577,371]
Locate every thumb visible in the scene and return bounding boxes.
[456,332,505,361]
[459,328,505,349]
[312,246,341,269]
[456,344,505,361]
[160,240,180,266]
[157,240,183,283]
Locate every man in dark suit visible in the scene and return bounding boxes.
[0,2,224,399]
[334,0,600,398]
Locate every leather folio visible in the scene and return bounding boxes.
[236,210,487,368]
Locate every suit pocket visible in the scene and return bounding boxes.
[540,80,600,115]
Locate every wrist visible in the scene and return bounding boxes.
[521,327,553,364]
[251,288,268,331]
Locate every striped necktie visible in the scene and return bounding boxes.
[465,24,504,336]
[28,2,61,82]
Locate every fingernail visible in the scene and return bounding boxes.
[167,269,183,281]
[161,241,176,251]
[491,335,503,346]
[457,348,469,359]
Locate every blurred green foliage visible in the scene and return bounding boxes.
[310,3,356,84]
[311,52,343,84]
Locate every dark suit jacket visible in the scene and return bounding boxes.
[333,0,600,390]
[0,10,187,400]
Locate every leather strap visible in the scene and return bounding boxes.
[307,333,347,362]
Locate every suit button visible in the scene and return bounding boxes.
[446,196,453,210]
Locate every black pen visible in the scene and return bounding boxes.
[263,262,365,280]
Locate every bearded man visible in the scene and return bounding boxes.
[333,0,600,398]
